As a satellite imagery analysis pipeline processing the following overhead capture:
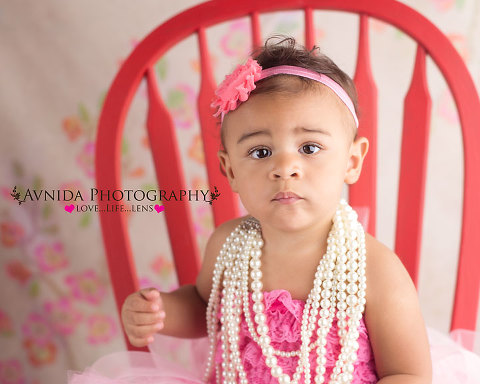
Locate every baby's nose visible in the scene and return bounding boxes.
[269,153,302,180]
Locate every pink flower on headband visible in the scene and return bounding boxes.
[211,58,262,118]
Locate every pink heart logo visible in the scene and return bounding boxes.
[65,204,75,213]
[154,204,165,213]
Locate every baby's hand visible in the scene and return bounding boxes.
[121,288,166,347]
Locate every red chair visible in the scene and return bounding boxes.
[95,0,480,351]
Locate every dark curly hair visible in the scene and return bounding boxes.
[220,35,359,150]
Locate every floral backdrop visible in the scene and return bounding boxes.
[1,0,479,383]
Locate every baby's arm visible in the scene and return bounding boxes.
[364,234,432,383]
[121,216,245,346]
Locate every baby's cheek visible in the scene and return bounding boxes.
[237,190,258,213]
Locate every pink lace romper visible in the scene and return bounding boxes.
[211,289,379,384]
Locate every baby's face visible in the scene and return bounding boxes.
[218,85,367,231]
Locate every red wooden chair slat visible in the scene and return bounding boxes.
[251,12,262,49]
[145,68,201,286]
[453,221,480,331]
[197,27,240,228]
[304,7,314,50]
[350,15,378,236]
[96,201,140,350]
[96,2,480,350]
[395,46,431,288]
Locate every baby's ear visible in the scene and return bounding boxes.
[344,137,369,184]
[217,150,238,192]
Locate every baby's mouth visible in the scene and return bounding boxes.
[272,191,303,203]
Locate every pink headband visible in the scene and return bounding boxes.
[211,58,359,127]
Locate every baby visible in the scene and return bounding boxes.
[120,36,432,384]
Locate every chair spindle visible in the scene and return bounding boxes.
[350,14,378,236]
[395,45,431,287]
[146,67,201,284]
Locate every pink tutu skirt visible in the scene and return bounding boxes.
[68,335,209,384]
[68,327,480,384]
[429,327,480,383]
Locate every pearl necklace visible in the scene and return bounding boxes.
[204,199,366,384]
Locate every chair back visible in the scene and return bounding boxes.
[95,0,480,350]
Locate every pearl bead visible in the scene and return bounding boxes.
[265,346,274,357]
[251,291,263,302]
[347,272,358,283]
[320,299,331,308]
[271,365,283,377]
[346,295,358,306]
[317,327,328,337]
[346,260,358,271]
[254,313,266,324]
[346,283,358,294]
[251,269,262,279]
[265,356,277,367]
[259,335,271,345]
[257,324,269,335]
[315,365,326,374]
[251,281,263,291]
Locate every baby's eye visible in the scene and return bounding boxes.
[249,148,271,159]
[300,143,322,155]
